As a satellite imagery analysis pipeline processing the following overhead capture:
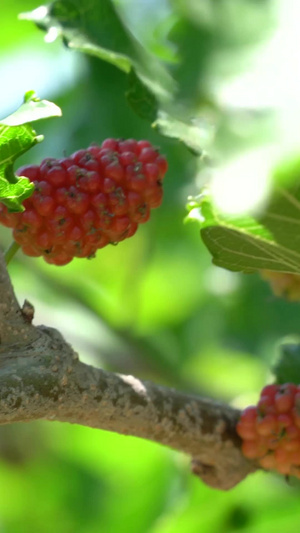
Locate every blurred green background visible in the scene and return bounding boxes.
[1,0,300,531]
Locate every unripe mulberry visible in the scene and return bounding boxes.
[0,139,168,265]
[260,270,300,301]
[237,383,300,478]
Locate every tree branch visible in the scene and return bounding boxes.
[0,252,39,347]
[0,251,257,490]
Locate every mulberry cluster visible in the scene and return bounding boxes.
[237,383,300,478]
[0,138,167,265]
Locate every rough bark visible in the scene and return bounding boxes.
[0,251,257,490]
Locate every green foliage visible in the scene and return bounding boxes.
[126,68,158,122]
[2,90,61,126]
[0,0,300,531]
[274,344,300,385]
[187,181,300,274]
[22,0,148,73]
[20,0,173,96]
[20,0,206,154]
[0,132,34,213]
[0,91,61,211]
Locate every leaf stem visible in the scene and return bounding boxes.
[4,241,20,265]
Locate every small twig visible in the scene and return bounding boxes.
[4,241,20,265]
[0,249,38,347]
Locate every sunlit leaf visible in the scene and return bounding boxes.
[0,124,38,212]
[0,92,61,211]
[154,111,209,155]
[1,90,62,126]
[187,182,300,274]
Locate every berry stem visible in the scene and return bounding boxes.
[4,241,20,265]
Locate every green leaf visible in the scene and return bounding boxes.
[154,111,209,155]
[0,92,61,212]
[20,1,172,92]
[126,69,158,122]
[20,1,207,154]
[274,344,300,385]
[187,184,300,274]
[126,72,205,154]
[0,123,38,212]
[1,90,62,126]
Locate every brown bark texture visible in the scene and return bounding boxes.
[0,251,257,490]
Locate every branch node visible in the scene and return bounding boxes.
[21,300,35,324]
